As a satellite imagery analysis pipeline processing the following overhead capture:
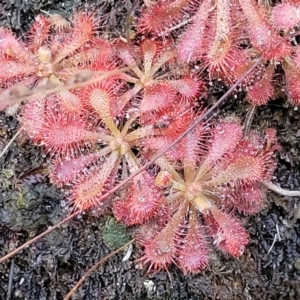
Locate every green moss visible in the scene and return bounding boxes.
[102,217,131,250]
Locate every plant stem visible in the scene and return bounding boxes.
[263,180,300,196]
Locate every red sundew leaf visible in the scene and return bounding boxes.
[52,12,100,64]
[0,61,36,85]
[201,0,248,84]
[284,64,300,105]
[72,11,97,29]
[69,151,120,211]
[177,0,211,62]
[207,43,248,84]
[214,129,279,185]
[219,184,265,214]
[183,122,209,168]
[140,83,176,114]
[0,103,8,112]
[211,155,266,186]
[139,231,178,273]
[240,0,291,60]
[177,213,209,274]
[155,170,174,187]
[82,79,122,118]
[115,40,137,68]
[49,151,107,187]
[167,76,206,99]
[272,2,300,30]
[135,205,171,242]
[36,108,102,158]
[235,185,265,214]
[49,157,86,187]
[90,54,118,73]
[247,64,274,106]
[71,12,100,44]
[140,104,200,161]
[204,207,249,257]
[137,0,201,36]
[138,201,188,273]
[200,119,243,171]
[60,38,113,70]
[141,39,157,75]
[20,96,46,142]
[27,15,51,50]
[264,127,278,150]
[141,136,186,161]
[56,91,83,113]
[135,221,166,245]
[292,46,300,69]
[0,28,27,59]
[113,172,163,225]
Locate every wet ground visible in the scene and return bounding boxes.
[0,0,300,299]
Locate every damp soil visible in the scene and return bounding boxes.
[0,1,300,299]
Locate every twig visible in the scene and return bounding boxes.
[0,67,132,106]
[7,258,14,300]
[0,211,80,263]
[0,128,23,159]
[63,239,134,300]
[267,233,277,255]
[276,224,281,242]
[161,17,193,35]
[263,180,300,197]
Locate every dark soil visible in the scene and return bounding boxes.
[0,1,300,299]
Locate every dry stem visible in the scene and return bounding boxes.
[63,239,134,300]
